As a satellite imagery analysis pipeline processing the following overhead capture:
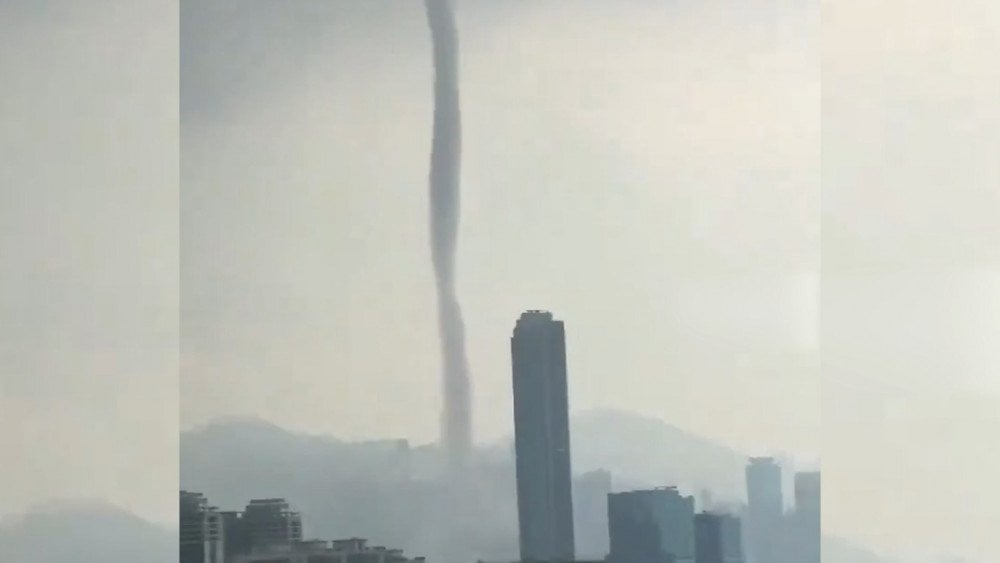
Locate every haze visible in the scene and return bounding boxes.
[0,2,994,562]
[1,0,178,528]
[181,0,820,457]
[823,1,999,560]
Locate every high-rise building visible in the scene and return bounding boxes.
[745,458,783,563]
[789,472,820,563]
[511,310,575,562]
[180,491,226,563]
[573,469,612,559]
[694,513,744,563]
[793,472,820,518]
[746,458,783,518]
[608,487,696,563]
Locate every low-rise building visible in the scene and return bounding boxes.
[233,537,425,563]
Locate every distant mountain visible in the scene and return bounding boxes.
[0,501,173,563]
[182,416,518,563]
[180,409,884,563]
[180,409,753,563]
[570,408,748,498]
[182,408,748,503]
[181,416,416,507]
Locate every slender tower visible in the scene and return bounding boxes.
[511,310,575,561]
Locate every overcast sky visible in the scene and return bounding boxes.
[0,0,178,527]
[179,2,997,560]
[181,0,820,456]
[1,1,996,561]
[823,1,999,560]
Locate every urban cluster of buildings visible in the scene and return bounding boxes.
[745,459,821,563]
[508,311,820,563]
[182,310,819,563]
[583,460,820,563]
[179,492,424,563]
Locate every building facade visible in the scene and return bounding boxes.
[233,538,425,563]
[573,469,612,559]
[789,472,820,563]
[242,498,304,551]
[179,494,304,563]
[694,512,744,563]
[744,458,784,563]
[511,310,576,562]
[793,472,820,518]
[608,487,696,563]
[178,495,425,563]
[180,491,226,563]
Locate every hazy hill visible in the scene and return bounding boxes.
[180,409,894,563]
[181,408,748,503]
[180,409,754,562]
[0,501,174,563]
[570,408,748,498]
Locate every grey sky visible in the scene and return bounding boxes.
[1,1,995,561]
[0,0,178,526]
[180,2,999,560]
[181,0,820,460]
[823,1,999,560]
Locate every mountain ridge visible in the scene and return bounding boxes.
[0,501,174,563]
[181,408,885,563]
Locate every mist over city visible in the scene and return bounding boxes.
[181,1,822,559]
[1,1,997,563]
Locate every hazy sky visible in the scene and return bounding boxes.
[1,1,996,561]
[823,1,999,560]
[179,2,999,560]
[0,0,178,526]
[181,0,821,460]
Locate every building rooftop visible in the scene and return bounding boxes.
[520,309,553,318]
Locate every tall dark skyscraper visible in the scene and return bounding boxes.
[745,458,783,563]
[511,310,575,562]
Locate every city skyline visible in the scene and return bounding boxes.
[177,421,819,563]
[2,1,997,563]
[177,308,818,563]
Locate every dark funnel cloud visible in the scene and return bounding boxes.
[426,0,472,465]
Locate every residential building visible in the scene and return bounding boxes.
[233,537,424,563]
[180,491,226,563]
